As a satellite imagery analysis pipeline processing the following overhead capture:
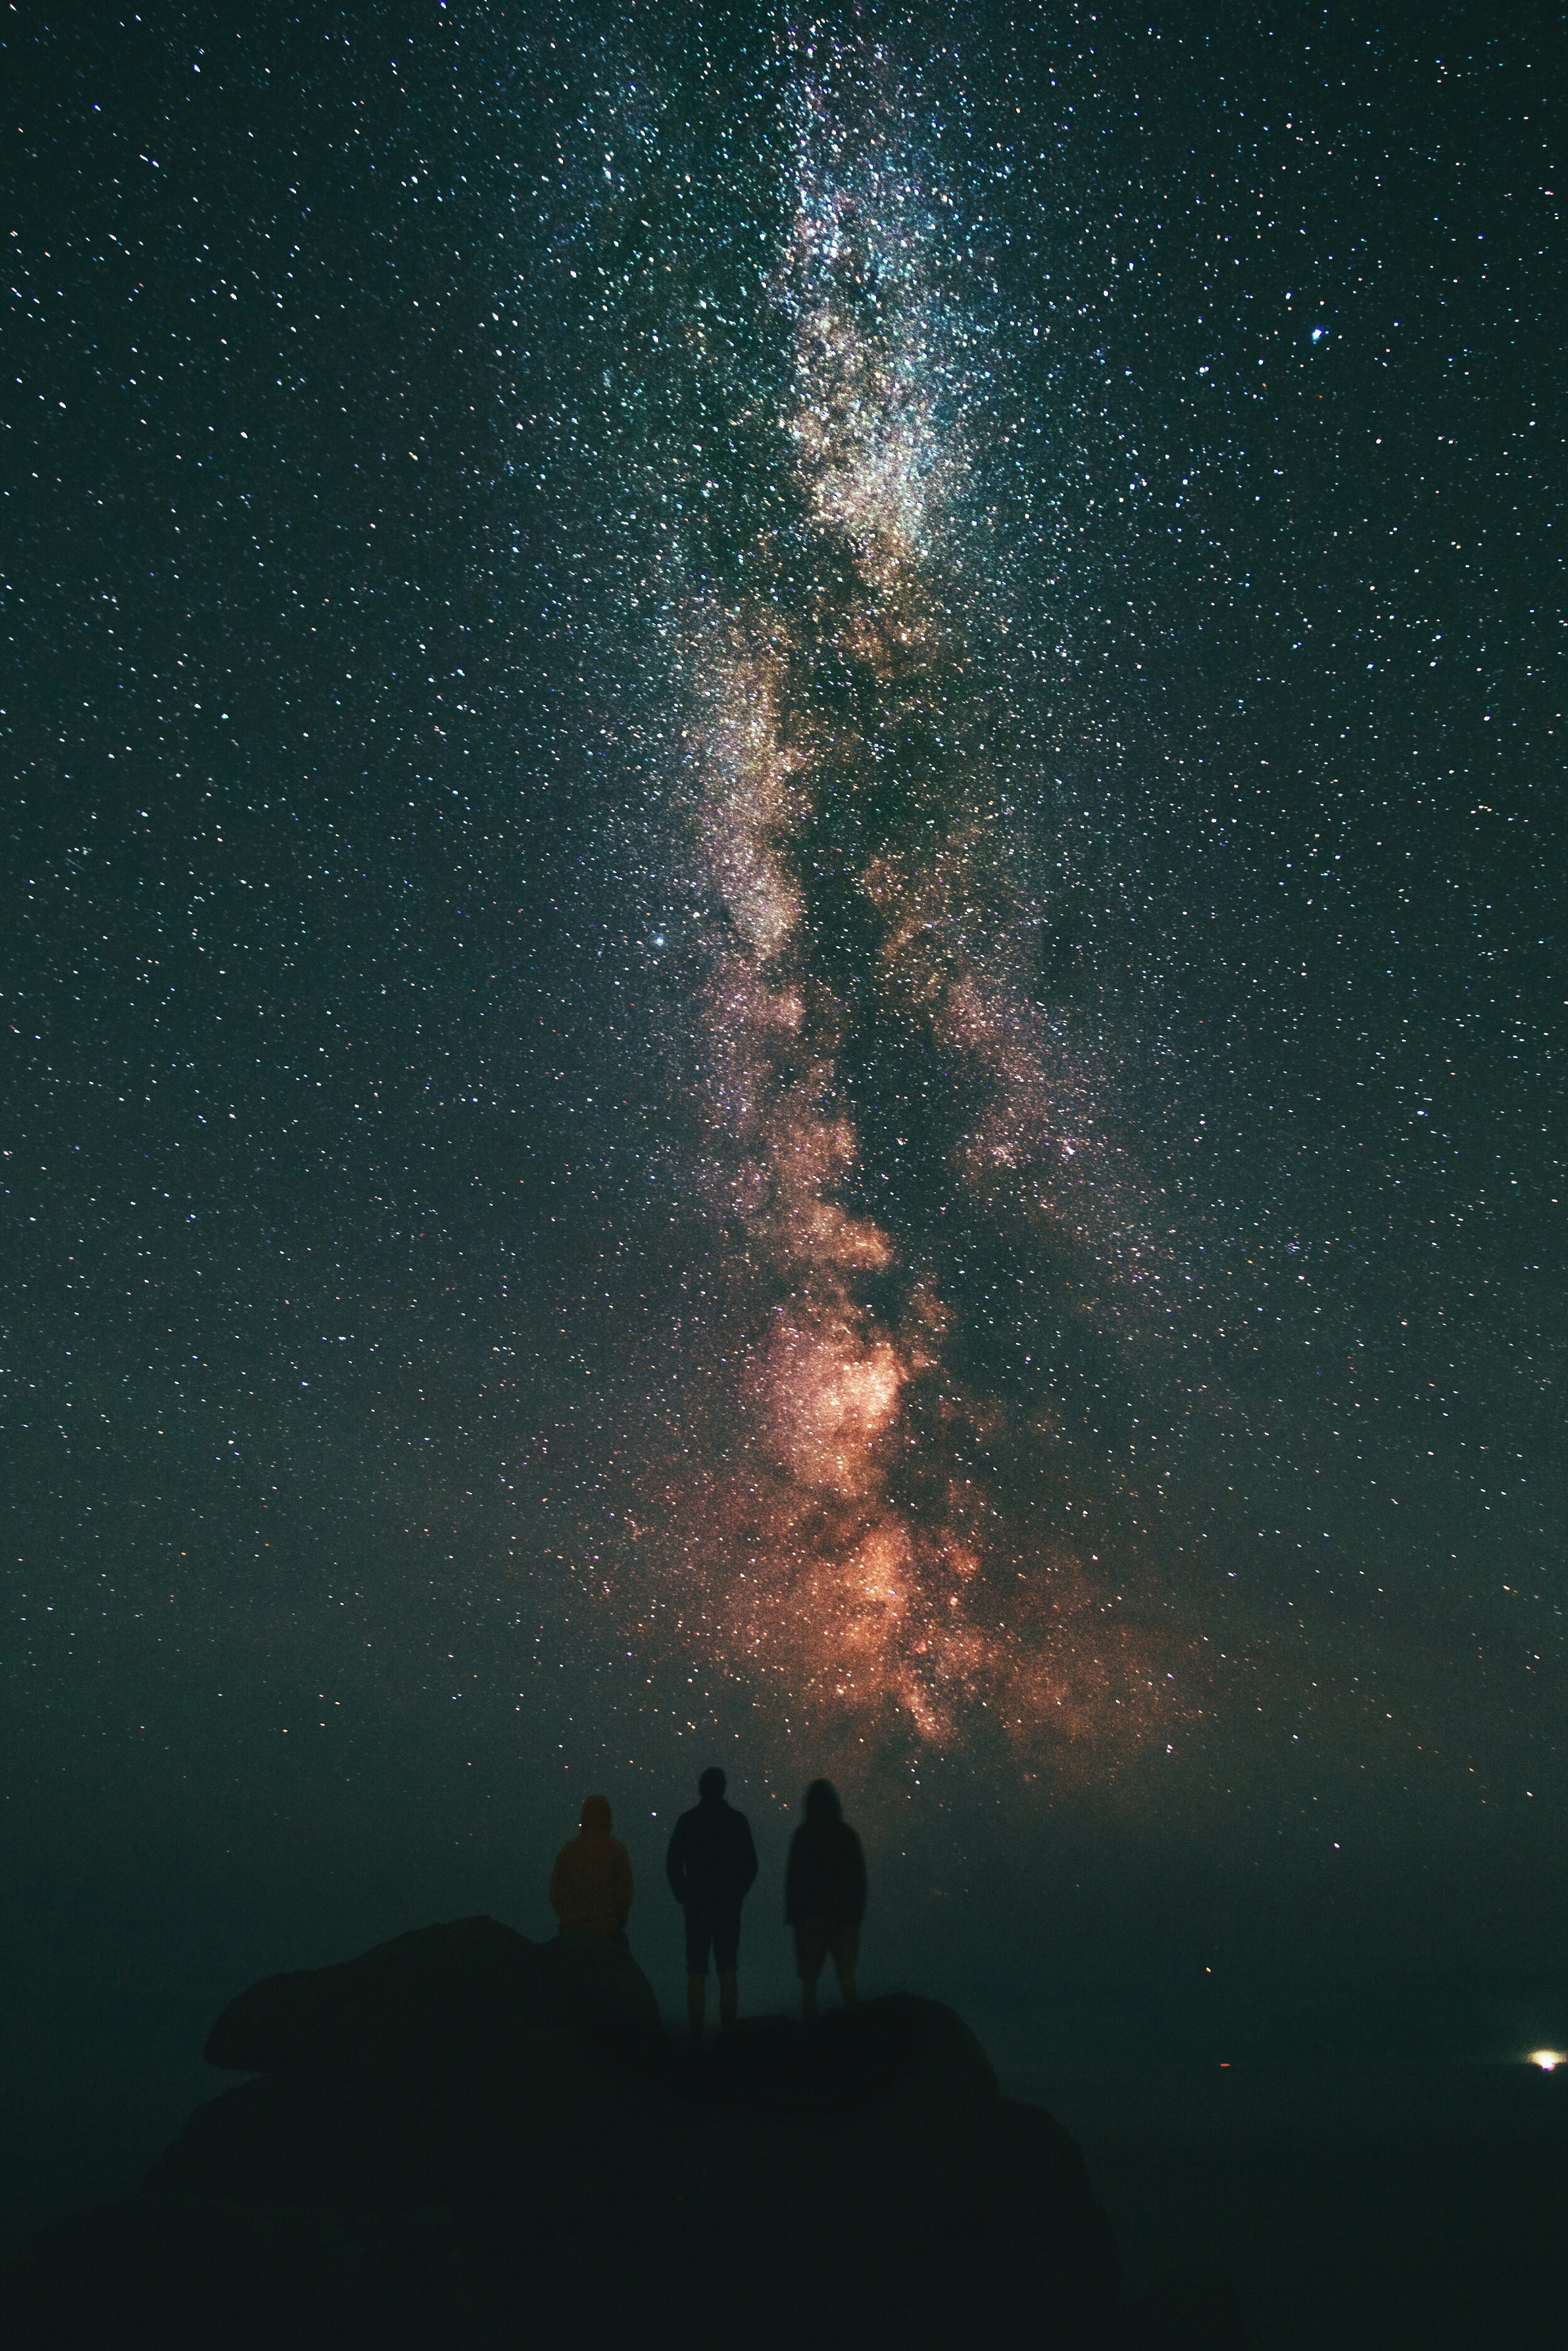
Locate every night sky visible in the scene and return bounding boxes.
[3,0,1563,2243]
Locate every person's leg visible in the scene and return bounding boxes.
[795,1922,826,2020]
[830,1924,861,2007]
[684,1909,711,2049]
[715,1904,741,2034]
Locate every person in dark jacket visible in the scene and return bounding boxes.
[785,1778,866,2019]
[665,1766,760,2047]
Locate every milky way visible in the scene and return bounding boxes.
[610,65,1182,1757]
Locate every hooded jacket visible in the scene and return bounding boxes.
[785,1816,867,1928]
[549,1794,633,1936]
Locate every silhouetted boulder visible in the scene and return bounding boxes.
[203,1913,658,2075]
[1115,2265,1251,2350]
[4,1918,1242,2348]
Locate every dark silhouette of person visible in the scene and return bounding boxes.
[785,1778,866,2019]
[665,1766,758,2046]
[549,1793,633,1942]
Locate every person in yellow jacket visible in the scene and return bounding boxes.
[548,1793,633,1941]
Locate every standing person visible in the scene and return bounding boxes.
[549,1793,633,1943]
[785,1779,866,2020]
[665,1766,759,2048]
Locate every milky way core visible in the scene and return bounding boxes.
[631,70,1175,1758]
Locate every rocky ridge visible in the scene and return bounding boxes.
[3,1916,1246,2348]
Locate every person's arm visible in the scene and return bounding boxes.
[739,1817,759,1897]
[665,1817,688,1906]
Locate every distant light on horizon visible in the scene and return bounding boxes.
[1526,2050,1564,2072]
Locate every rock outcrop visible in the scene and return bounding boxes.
[3,1917,1244,2348]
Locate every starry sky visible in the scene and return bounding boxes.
[3,1,1563,2173]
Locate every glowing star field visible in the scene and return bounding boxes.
[4,5,1559,1872]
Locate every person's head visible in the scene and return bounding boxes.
[698,1766,726,1803]
[803,1778,842,1823]
[580,1793,612,1834]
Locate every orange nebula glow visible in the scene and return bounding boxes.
[655,111,1179,1760]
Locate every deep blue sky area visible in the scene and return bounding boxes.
[2,0,1562,2258]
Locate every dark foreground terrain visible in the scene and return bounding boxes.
[3,1917,1244,2349]
[1054,2062,1568,2351]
